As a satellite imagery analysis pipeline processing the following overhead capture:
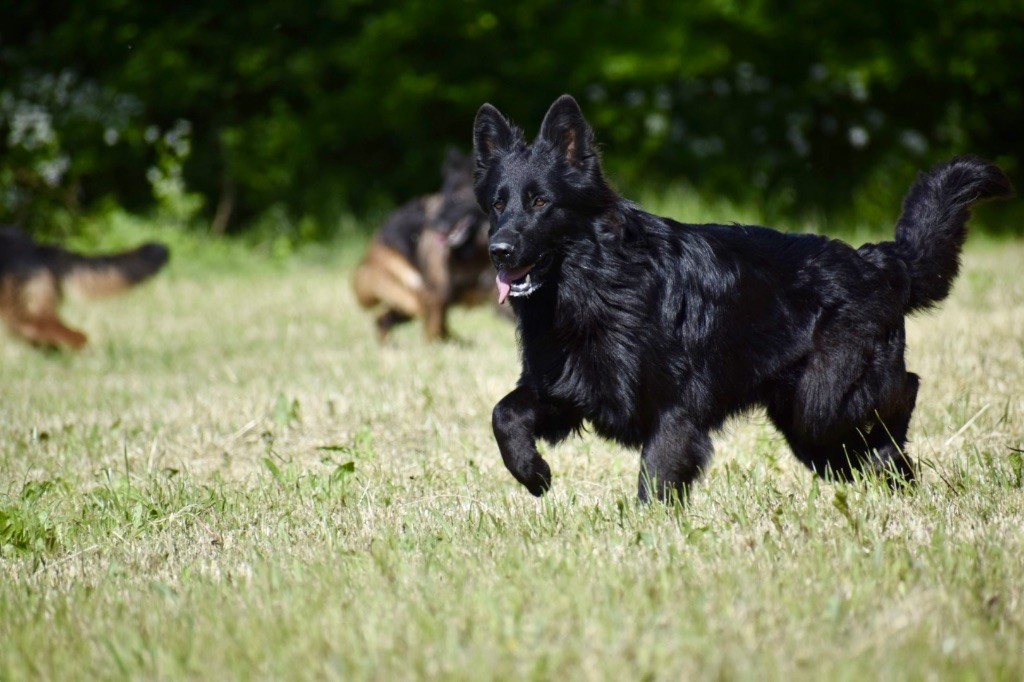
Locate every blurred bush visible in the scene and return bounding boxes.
[2,1,1020,239]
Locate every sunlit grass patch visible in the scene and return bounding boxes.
[1,234,1022,680]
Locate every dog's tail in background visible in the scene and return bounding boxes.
[51,242,170,298]
[894,156,1013,313]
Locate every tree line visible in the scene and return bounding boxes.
[2,1,1020,238]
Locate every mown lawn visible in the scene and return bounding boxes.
[1,229,1022,680]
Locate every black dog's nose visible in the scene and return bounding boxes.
[489,241,514,263]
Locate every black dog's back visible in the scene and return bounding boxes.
[474,95,1012,502]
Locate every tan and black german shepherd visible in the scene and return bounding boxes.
[353,149,496,341]
[0,227,169,349]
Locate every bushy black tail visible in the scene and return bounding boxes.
[894,156,1013,313]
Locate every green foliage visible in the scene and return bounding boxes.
[0,480,63,559]
[145,119,205,224]
[1,1,1021,236]
[0,69,145,236]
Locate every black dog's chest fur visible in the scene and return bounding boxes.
[518,274,652,444]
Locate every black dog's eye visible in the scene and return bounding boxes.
[533,197,548,208]
[493,199,505,212]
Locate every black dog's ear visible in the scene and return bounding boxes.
[474,104,520,167]
[539,95,594,166]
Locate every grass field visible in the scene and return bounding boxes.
[1,223,1023,680]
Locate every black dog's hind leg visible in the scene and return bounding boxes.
[774,372,919,484]
[862,372,918,482]
[492,385,581,496]
[638,409,713,503]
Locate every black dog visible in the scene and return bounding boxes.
[473,94,1012,502]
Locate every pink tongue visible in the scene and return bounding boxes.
[495,266,533,305]
[496,276,511,305]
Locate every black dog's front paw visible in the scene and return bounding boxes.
[513,456,552,496]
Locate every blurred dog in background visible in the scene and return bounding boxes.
[0,227,169,350]
[353,149,496,341]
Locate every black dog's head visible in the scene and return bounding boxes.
[472,95,618,304]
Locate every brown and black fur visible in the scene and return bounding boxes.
[353,149,496,341]
[0,227,169,349]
